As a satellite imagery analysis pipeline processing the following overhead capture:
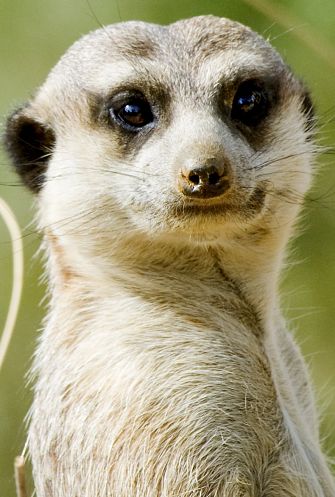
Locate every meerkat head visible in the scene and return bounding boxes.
[5,16,315,252]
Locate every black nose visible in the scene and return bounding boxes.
[179,163,230,199]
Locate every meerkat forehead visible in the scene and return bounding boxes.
[63,15,282,68]
[37,16,287,115]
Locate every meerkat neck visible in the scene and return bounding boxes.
[47,226,288,330]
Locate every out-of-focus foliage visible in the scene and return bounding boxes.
[0,1,334,495]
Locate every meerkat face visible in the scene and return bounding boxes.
[5,16,314,246]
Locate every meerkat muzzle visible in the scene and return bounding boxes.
[178,161,230,199]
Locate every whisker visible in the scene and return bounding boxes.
[268,23,308,43]
[46,168,145,182]
[252,151,319,172]
[261,22,278,37]
[0,181,24,187]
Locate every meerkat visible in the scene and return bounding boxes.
[4,15,335,497]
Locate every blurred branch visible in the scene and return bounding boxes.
[243,0,335,71]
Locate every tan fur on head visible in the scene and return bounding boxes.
[4,15,334,497]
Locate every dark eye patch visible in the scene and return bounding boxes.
[231,80,270,126]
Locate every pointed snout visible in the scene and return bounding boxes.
[178,158,231,199]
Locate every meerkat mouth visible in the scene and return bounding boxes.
[173,184,267,220]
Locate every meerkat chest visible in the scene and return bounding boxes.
[30,283,284,494]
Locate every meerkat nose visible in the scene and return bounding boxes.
[178,160,230,199]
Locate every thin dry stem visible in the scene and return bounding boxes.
[14,456,28,497]
[0,198,24,371]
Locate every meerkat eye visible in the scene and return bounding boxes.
[112,98,154,130]
[231,80,269,126]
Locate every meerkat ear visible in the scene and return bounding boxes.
[4,105,55,193]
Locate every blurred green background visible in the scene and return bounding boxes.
[0,0,334,495]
